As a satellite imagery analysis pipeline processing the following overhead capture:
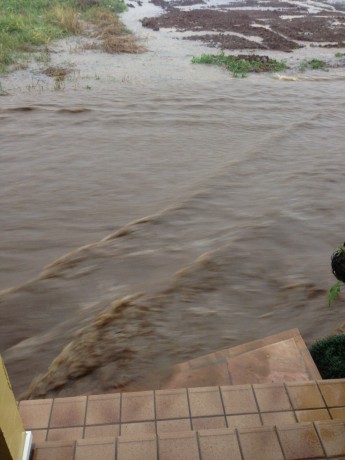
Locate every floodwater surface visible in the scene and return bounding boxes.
[1,0,345,398]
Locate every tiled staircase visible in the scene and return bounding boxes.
[19,330,345,459]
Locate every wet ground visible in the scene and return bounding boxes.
[141,0,345,51]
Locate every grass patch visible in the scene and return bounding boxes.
[191,52,286,78]
[309,334,345,379]
[85,9,146,54]
[0,0,129,72]
[335,52,344,58]
[299,58,328,72]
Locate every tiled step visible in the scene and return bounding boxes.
[32,419,345,460]
[120,329,321,392]
[19,379,345,446]
[19,331,343,459]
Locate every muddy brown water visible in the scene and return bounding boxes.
[1,0,345,397]
[1,77,345,398]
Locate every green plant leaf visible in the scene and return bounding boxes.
[328,281,342,307]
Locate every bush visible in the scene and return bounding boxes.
[309,334,345,379]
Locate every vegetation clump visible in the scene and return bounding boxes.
[0,0,132,72]
[192,52,286,77]
[299,58,328,72]
[309,334,345,379]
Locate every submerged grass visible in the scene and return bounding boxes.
[192,52,286,78]
[0,0,128,72]
[84,9,146,54]
[299,58,328,72]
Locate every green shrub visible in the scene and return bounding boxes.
[309,334,345,379]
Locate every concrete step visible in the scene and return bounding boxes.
[31,418,345,459]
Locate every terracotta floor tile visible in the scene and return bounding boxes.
[286,382,325,410]
[296,409,331,422]
[155,389,190,419]
[315,420,345,457]
[192,416,226,430]
[330,407,345,419]
[157,419,191,433]
[254,383,292,412]
[227,413,262,429]
[226,329,301,359]
[86,394,120,425]
[121,391,155,422]
[238,426,284,460]
[31,430,47,443]
[75,438,116,460]
[261,411,296,425]
[220,385,257,414]
[169,361,191,374]
[49,396,87,428]
[158,431,199,460]
[318,380,345,407]
[47,426,83,441]
[277,422,325,459]
[121,421,156,436]
[117,434,157,460]
[188,387,224,417]
[227,339,310,385]
[19,399,53,430]
[160,363,230,389]
[186,362,231,386]
[198,428,242,460]
[84,424,120,438]
[32,441,75,460]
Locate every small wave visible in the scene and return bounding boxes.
[57,108,92,114]
[5,106,37,112]
[272,74,299,81]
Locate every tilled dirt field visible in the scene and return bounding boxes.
[141,0,345,52]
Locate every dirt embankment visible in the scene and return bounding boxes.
[141,0,345,52]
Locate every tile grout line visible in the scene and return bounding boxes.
[46,397,55,441]
[114,436,118,460]
[58,409,295,428]
[153,390,160,460]
[72,439,77,460]
[234,428,245,460]
[82,396,89,439]
[251,384,264,427]
[283,383,298,423]
[66,406,321,428]
[218,386,229,428]
[315,380,333,420]
[153,390,158,436]
[119,392,123,436]
[196,431,202,460]
[274,425,287,460]
[186,388,193,431]
[312,421,329,459]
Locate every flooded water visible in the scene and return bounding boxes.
[1,0,345,398]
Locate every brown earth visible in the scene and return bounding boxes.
[143,0,345,52]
